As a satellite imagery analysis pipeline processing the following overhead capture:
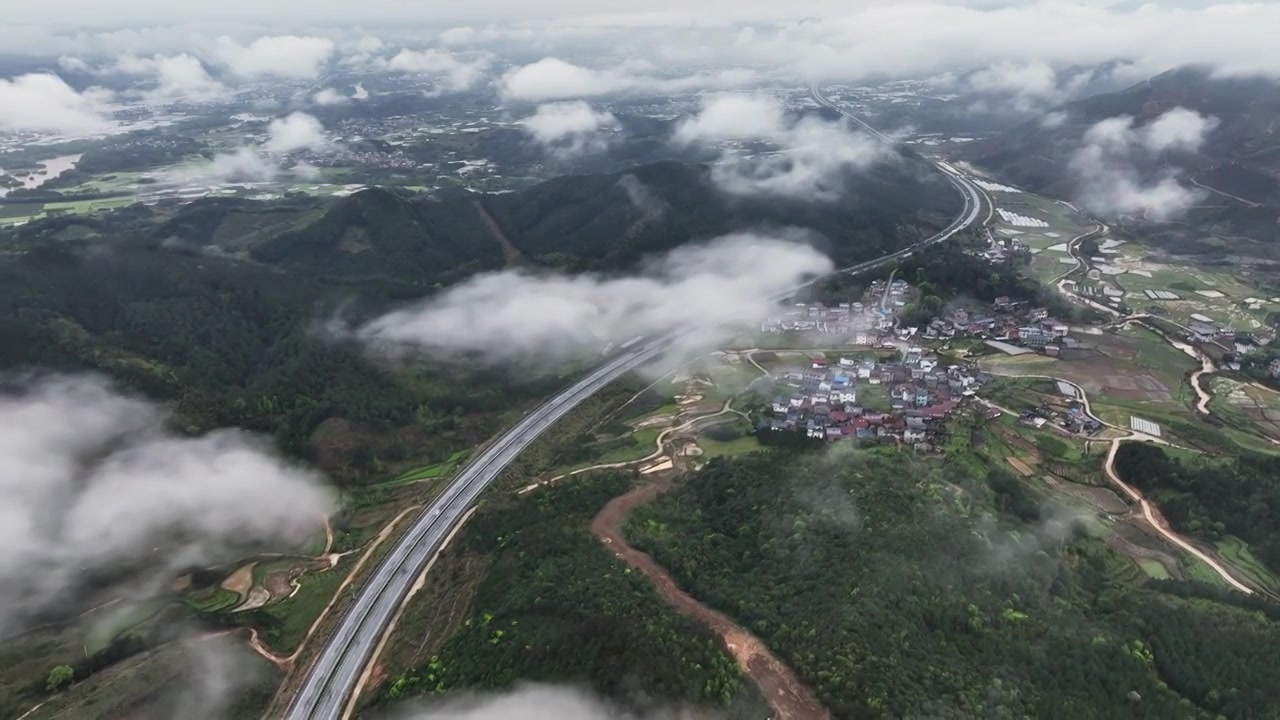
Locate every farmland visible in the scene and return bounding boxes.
[981,325,1198,421]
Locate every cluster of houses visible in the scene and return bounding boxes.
[924,297,1079,355]
[765,350,984,446]
[1016,395,1104,435]
[760,278,910,338]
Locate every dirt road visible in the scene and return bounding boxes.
[592,478,830,720]
[520,399,745,495]
[1104,436,1254,594]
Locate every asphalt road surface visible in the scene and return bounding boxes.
[285,87,993,720]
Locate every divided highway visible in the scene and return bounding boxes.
[285,87,993,720]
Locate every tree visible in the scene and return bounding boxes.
[46,665,73,693]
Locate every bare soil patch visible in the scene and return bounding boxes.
[592,477,830,720]
[220,562,256,601]
[1007,457,1035,477]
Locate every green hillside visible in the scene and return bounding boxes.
[0,158,959,487]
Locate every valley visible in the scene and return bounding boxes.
[3,13,1280,718]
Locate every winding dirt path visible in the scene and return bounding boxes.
[251,504,426,676]
[979,368,1255,591]
[1104,436,1255,594]
[518,399,745,495]
[592,477,830,720]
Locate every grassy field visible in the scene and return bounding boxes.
[252,558,352,654]
[379,450,471,488]
[1092,238,1280,331]
[185,585,243,614]
[985,193,1096,284]
[1207,376,1280,440]
[983,328,1198,427]
[1216,536,1280,595]
[83,600,170,656]
[1137,559,1171,580]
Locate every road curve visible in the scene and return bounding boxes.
[284,88,992,720]
[1104,437,1254,594]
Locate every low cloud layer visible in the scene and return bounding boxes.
[174,111,330,184]
[499,57,756,101]
[264,111,330,154]
[519,101,618,157]
[953,61,1102,113]
[6,4,1280,92]
[0,73,114,134]
[1069,107,1218,221]
[107,53,229,102]
[0,374,332,632]
[674,94,888,200]
[212,34,335,80]
[393,684,697,719]
[354,233,832,367]
[386,48,493,92]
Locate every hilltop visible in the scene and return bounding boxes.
[962,66,1280,254]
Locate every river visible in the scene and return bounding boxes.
[0,154,83,198]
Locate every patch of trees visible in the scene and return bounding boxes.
[377,473,765,716]
[1113,442,1280,571]
[0,229,566,485]
[896,243,1095,327]
[625,447,1276,718]
[75,136,206,175]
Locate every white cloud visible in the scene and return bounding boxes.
[0,73,114,135]
[957,61,1098,112]
[107,53,228,101]
[264,111,330,154]
[178,147,280,183]
[499,57,757,102]
[57,55,91,73]
[616,173,667,216]
[354,233,832,367]
[396,684,696,720]
[352,82,370,100]
[674,93,889,201]
[312,87,350,106]
[212,35,335,80]
[1068,107,1218,222]
[1039,111,1068,129]
[0,374,331,632]
[386,48,492,92]
[519,101,618,157]
[1142,107,1219,154]
[4,4,1280,90]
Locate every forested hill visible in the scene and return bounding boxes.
[960,66,1280,254]
[9,158,960,288]
[0,157,959,487]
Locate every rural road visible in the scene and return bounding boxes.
[518,398,745,495]
[284,88,992,720]
[980,367,1252,593]
[1103,436,1254,594]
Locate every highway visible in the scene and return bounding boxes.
[285,87,993,720]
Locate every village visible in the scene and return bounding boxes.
[757,275,1114,446]
[764,350,979,447]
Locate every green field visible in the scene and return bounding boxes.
[698,431,762,458]
[380,450,471,488]
[1216,536,1280,595]
[83,600,169,655]
[1137,559,1171,580]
